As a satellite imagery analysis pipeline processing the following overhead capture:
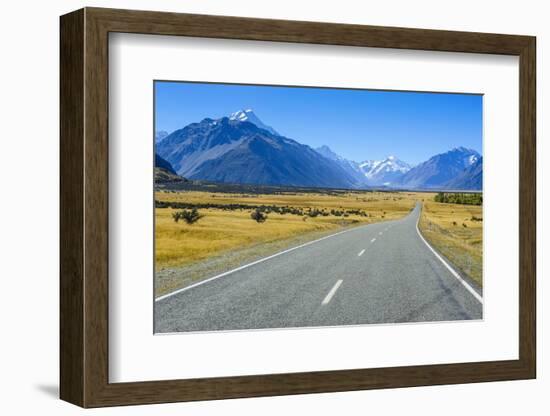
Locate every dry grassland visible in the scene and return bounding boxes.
[419,201,483,286]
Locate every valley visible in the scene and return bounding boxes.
[154,183,482,300]
[153,97,484,330]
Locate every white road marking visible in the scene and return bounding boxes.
[322,280,343,305]
[379,232,383,235]
[371,238,376,243]
[358,249,365,257]
[156,222,370,302]
[415,205,483,304]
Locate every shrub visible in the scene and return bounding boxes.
[172,208,203,224]
[434,192,482,205]
[307,209,321,218]
[462,223,468,228]
[251,209,267,223]
[471,216,483,222]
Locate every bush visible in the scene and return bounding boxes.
[307,209,321,218]
[471,216,483,222]
[172,208,203,224]
[251,209,267,223]
[434,192,482,205]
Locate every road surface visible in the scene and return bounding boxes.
[155,203,482,333]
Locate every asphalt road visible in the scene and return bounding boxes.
[155,203,482,333]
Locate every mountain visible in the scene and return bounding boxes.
[229,109,279,136]
[155,130,169,143]
[314,147,411,187]
[398,147,481,189]
[315,145,367,186]
[155,153,185,183]
[157,115,358,188]
[359,156,411,186]
[155,153,177,174]
[444,156,482,190]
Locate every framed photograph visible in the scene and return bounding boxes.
[60,7,536,407]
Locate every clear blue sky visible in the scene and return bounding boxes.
[155,81,482,165]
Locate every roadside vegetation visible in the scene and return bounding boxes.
[419,198,483,286]
[155,189,420,272]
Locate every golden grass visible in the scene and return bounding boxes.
[155,190,421,271]
[419,200,483,286]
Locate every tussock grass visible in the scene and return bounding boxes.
[419,201,483,286]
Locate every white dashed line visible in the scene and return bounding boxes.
[358,249,365,257]
[379,232,383,235]
[155,222,370,302]
[371,238,376,243]
[322,280,343,305]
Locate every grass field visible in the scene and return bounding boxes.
[419,200,483,287]
[155,190,420,271]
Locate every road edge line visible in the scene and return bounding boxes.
[415,204,483,304]
[156,222,371,302]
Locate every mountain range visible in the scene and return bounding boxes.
[156,109,482,190]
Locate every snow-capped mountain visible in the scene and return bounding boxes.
[444,156,482,190]
[359,156,412,186]
[229,109,280,136]
[315,145,367,186]
[156,115,358,188]
[314,147,412,187]
[398,147,481,189]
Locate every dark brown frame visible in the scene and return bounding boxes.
[60,7,536,408]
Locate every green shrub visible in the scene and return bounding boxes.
[434,192,482,205]
[251,209,267,223]
[172,208,203,224]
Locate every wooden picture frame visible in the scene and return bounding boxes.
[60,7,536,408]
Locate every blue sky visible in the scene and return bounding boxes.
[155,81,482,165]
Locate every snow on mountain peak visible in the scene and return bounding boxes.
[358,156,411,185]
[229,109,250,121]
[228,109,279,136]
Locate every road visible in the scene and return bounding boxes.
[155,203,482,333]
